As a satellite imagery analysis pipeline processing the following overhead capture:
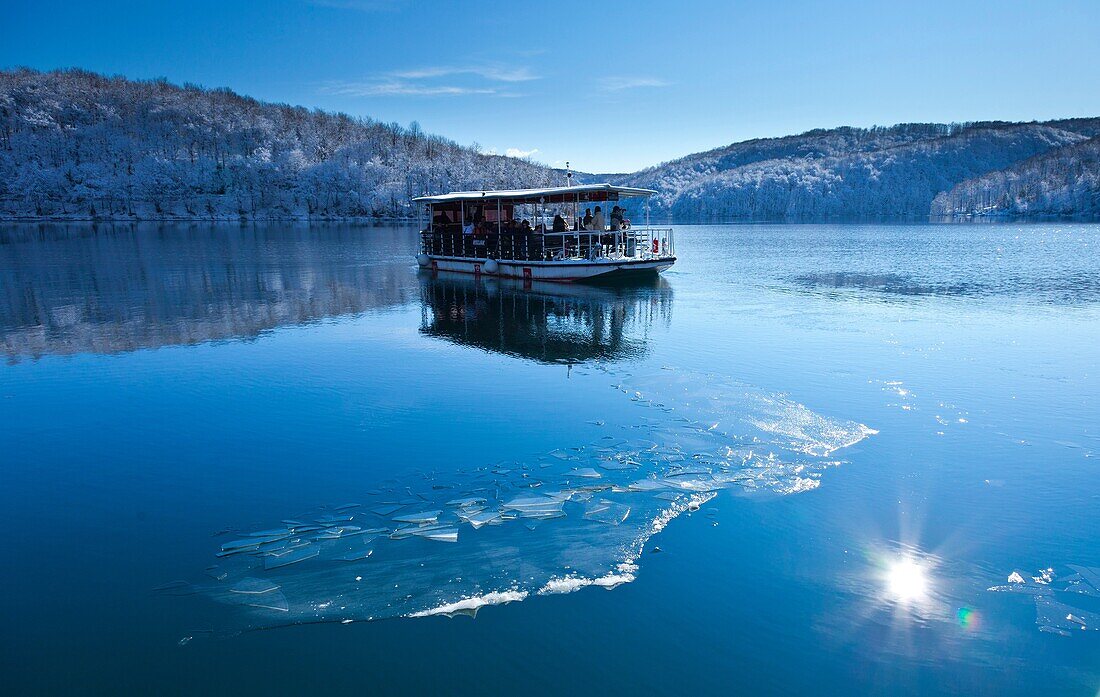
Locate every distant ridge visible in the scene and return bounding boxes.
[0,68,556,220]
[932,136,1100,217]
[2,68,1098,221]
[598,120,1100,220]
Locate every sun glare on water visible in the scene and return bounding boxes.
[885,557,931,603]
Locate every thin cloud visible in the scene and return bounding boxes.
[600,77,671,91]
[392,66,538,83]
[320,63,536,98]
[320,81,499,97]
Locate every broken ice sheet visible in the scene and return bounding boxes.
[153,580,197,596]
[229,578,280,595]
[603,364,875,458]
[264,546,319,570]
[1063,565,1100,597]
[392,510,441,524]
[1035,596,1099,636]
[584,500,631,526]
[166,365,874,634]
[989,565,1100,635]
[445,496,487,507]
[264,541,311,557]
[599,460,639,471]
[503,494,567,518]
[626,478,670,492]
[220,536,281,552]
[244,528,290,539]
[459,508,503,529]
[569,468,602,479]
[338,548,374,562]
[235,589,290,613]
[370,504,404,516]
[410,526,459,543]
[316,514,354,525]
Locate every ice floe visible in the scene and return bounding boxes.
[408,590,529,618]
[989,565,1100,636]
[159,364,874,636]
[538,563,638,595]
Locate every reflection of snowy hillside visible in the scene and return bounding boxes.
[0,224,418,360]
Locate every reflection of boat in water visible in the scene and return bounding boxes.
[414,184,676,282]
[419,271,673,364]
[1,223,676,365]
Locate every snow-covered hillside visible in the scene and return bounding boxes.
[606,121,1100,220]
[2,68,1098,221]
[931,136,1100,217]
[0,68,556,220]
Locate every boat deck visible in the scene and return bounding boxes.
[419,227,675,282]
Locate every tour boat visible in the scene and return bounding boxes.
[413,184,675,282]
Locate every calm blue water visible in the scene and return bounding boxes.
[2,222,1098,695]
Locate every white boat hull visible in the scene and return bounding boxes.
[421,255,675,282]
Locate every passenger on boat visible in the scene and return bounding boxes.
[472,222,490,257]
[611,205,623,230]
[582,208,593,229]
[500,218,518,259]
[552,214,567,233]
[591,206,605,231]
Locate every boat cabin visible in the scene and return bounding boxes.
[414,184,675,282]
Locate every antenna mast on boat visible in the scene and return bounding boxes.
[565,162,574,225]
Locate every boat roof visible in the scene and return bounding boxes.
[413,183,657,205]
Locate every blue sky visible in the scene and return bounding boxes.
[4,0,1099,172]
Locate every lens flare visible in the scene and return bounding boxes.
[885,557,930,603]
[956,606,979,630]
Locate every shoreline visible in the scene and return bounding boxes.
[2,214,1098,225]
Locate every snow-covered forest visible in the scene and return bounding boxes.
[931,136,1100,217]
[605,120,1100,220]
[2,68,1098,221]
[0,68,556,220]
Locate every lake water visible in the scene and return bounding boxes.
[2,222,1098,695]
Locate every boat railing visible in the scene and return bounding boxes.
[420,227,675,262]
